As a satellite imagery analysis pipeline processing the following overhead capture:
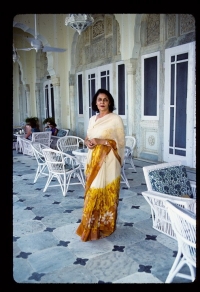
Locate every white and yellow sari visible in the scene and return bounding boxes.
[76,113,125,241]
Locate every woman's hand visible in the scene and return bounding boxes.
[88,138,109,148]
[86,139,96,149]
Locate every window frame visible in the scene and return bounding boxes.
[43,80,55,119]
[116,61,126,118]
[77,72,84,116]
[141,51,160,120]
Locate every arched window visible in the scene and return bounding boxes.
[43,80,55,118]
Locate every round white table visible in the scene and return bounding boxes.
[72,148,88,169]
[14,134,25,153]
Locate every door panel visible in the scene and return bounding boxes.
[164,42,195,168]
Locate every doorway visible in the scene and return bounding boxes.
[163,42,196,168]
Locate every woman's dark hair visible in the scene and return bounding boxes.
[49,121,57,127]
[91,89,116,113]
[29,119,38,128]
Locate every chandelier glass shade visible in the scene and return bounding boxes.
[65,14,94,35]
[13,51,19,63]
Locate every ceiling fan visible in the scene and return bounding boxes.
[15,14,66,53]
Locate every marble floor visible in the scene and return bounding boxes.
[12,150,194,284]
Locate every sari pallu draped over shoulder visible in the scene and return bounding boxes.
[76,113,125,242]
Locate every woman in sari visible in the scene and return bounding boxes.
[76,89,125,241]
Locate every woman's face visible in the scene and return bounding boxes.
[96,93,110,112]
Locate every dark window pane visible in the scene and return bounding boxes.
[45,85,49,117]
[100,71,109,91]
[175,61,187,149]
[144,56,157,116]
[170,64,175,105]
[177,53,188,61]
[91,79,96,116]
[50,85,55,118]
[101,77,106,89]
[169,107,174,147]
[118,64,125,115]
[171,56,175,62]
[78,75,83,114]
[101,71,106,76]
[175,149,186,156]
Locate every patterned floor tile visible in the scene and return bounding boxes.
[12,151,195,283]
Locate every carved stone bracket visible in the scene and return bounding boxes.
[25,84,30,93]
[51,75,60,86]
[35,83,40,93]
[69,74,75,86]
[127,59,137,75]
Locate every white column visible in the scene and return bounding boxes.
[35,83,41,128]
[127,59,136,136]
[51,75,61,128]
[25,84,30,117]
[18,85,23,124]
[69,86,75,134]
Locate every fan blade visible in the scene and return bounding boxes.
[16,48,33,51]
[42,46,66,52]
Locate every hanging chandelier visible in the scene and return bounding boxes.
[13,45,19,63]
[65,14,94,35]
[13,51,19,63]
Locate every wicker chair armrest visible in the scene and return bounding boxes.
[51,136,60,140]
[20,137,32,144]
[190,180,196,199]
[142,190,196,213]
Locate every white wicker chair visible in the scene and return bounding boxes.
[142,161,196,239]
[57,135,85,154]
[32,131,52,147]
[57,136,86,179]
[165,201,196,283]
[42,148,85,196]
[124,136,137,172]
[50,129,70,149]
[20,138,33,156]
[30,142,50,183]
[121,147,131,188]
[19,131,52,156]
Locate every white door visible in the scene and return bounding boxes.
[84,64,113,133]
[164,42,196,168]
